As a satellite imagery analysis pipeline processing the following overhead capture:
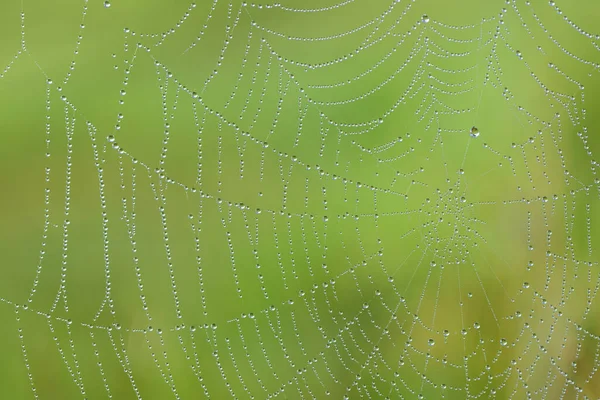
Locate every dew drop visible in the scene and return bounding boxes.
[104,1,111,8]
[470,126,480,138]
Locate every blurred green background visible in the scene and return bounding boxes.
[1,0,600,398]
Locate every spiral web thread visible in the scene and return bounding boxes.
[1,0,600,398]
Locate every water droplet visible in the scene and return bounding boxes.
[470,126,480,138]
[422,15,430,23]
[104,1,111,8]
[428,338,435,346]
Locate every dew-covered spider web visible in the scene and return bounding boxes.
[2,0,600,398]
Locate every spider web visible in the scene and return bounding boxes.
[1,0,600,398]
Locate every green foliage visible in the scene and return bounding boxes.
[1,0,600,398]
